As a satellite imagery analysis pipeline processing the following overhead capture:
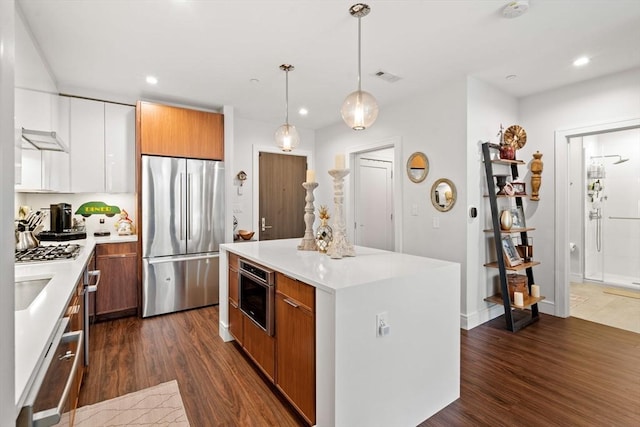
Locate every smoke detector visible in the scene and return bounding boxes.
[502,1,529,18]
[375,70,402,83]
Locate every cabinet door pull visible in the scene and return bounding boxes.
[284,298,299,308]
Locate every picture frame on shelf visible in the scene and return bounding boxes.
[512,181,526,195]
[510,206,526,228]
[502,235,523,267]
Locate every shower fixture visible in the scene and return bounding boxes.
[589,154,629,164]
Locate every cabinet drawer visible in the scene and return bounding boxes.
[96,241,137,256]
[228,252,239,271]
[276,272,315,311]
[228,267,239,303]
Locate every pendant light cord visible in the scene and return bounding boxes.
[285,68,290,125]
[357,16,362,92]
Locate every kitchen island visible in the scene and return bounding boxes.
[219,239,460,427]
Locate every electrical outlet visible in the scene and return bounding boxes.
[411,203,418,216]
[376,312,390,337]
[432,217,440,228]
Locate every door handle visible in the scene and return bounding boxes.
[261,217,273,232]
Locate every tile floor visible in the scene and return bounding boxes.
[570,282,640,333]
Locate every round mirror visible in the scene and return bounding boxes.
[431,178,457,212]
[407,152,429,183]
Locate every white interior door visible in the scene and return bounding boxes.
[354,155,394,250]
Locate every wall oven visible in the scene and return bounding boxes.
[238,259,275,336]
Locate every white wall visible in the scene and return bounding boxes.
[315,76,468,312]
[465,77,518,329]
[520,67,640,315]
[14,6,56,93]
[232,116,315,234]
[0,2,15,423]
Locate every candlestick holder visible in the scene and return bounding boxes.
[326,169,355,259]
[298,181,319,251]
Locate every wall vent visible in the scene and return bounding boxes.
[375,71,402,83]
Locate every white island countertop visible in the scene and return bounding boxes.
[13,234,137,415]
[219,238,461,427]
[220,238,456,294]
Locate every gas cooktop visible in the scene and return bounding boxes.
[15,244,82,263]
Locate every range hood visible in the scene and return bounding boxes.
[21,128,69,153]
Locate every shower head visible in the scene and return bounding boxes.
[590,154,629,165]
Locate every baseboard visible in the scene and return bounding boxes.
[460,304,504,330]
[219,321,234,342]
[570,273,583,283]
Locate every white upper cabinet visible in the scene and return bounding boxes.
[70,98,105,193]
[70,97,134,193]
[14,88,70,192]
[105,103,135,193]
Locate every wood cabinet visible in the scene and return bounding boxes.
[482,142,544,332]
[70,98,135,193]
[226,254,316,423]
[243,317,276,381]
[227,253,243,344]
[137,101,224,160]
[93,242,138,320]
[275,272,316,425]
[64,271,86,425]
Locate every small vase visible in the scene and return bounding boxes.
[500,209,513,231]
[315,218,333,253]
[499,145,515,160]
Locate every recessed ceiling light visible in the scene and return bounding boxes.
[573,56,590,67]
[505,74,518,80]
[299,108,308,116]
[146,75,158,85]
[502,1,529,19]
[250,78,260,84]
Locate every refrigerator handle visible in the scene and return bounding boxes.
[187,173,192,240]
[180,172,185,240]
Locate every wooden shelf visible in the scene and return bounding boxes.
[490,159,526,165]
[484,293,545,309]
[483,227,536,233]
[484,261,541,271]
[484,194,527,198]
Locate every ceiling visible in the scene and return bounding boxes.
[18,0,640,130]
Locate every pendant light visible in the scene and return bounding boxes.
[341,3,378,131]
[274,64,300,152]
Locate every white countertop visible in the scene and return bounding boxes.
[220,238,457,294]
[13,234,137,413]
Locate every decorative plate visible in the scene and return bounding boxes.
[504,125,527,149]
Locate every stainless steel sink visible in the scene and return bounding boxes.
[15,277,51,311]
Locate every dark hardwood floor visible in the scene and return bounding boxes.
[81,307,640,426]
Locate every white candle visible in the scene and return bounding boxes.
[306,169,316,183]
[335,154,345,170]
[514,291,524,307]
[531,284,540,298]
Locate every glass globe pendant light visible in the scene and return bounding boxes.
[341,3,378,130]
[274,64,300,152]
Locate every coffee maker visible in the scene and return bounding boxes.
[50,203,72,233]
[38,203,87,241]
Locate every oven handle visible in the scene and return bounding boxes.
[32,330,83,427]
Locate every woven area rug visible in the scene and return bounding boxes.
[57,380,189,426]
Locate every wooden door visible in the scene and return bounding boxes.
[354,156,394,250]
[258,152,306,240]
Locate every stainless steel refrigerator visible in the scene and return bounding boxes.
[141,155,224,317]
